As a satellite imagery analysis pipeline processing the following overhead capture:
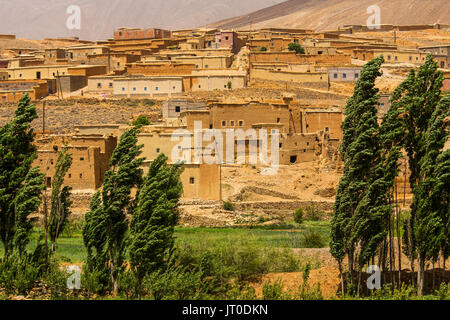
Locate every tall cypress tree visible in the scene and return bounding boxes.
[83,127,144,295]
[48,147,73,254]
[331,55,385,290]
[129,154,183,299]
[413,94,449,295]
[0,94,44,259]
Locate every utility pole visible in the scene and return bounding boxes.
[42,100,46,137]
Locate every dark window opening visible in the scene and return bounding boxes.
[189,177,195,184]
[46,177,51,188]
[290,156,297,164]
[175,106,181,112]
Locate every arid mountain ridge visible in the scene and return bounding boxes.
[208,0,450,31]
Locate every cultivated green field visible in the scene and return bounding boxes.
[0,221,331,263]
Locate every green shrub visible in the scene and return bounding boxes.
[288,43,305,54]
[117,270,137,299]
[300,228,326,248]
[61,218,84,238]
[435,282,450,300]
[304,203,324,221]
[293,207,304,224]
[44,265,70,300]
[144,266,213,300]
[223,201,235,211]
[0,255,40,296]
[132,115,150,127]
[81,266,110,296]
[260,46,268,52]
[262,278,291,300]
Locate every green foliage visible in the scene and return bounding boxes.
[0,255,40,295]
[304,203,324,221]
[61,218,84,238]
[262,278,291,300]
[331,55,385,274]
[144,266,214,300]
[370,283,416,300]
[49,147,73,253]
[82,126,144,294]
[132,115,150,127]
[223,201,235,211]
[293,207,304,224]
[117,270,138,299]
[129,153,183,297]
[227,81,232,90]
[0,94,45,259]
[260,46,268,52]
[300,228,326,248]
[288,42,305,54]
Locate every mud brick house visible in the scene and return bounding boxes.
[0,79,49,102]
[327,66,363,82]
[113,76,183,97]
[7,65,69,80]
[141,160,221,201]
[87,52,141,72]
[184,70,247,92]
[250,51,352,66]
[420,45,450,69]
[66,45,110,63]
[34,134,117,190]
[114,28,172,41]
[214,31,246,54]
[44,49,68,65]
[162,99,207,119]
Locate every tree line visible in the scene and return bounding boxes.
[0,94,183,298]
[331,55,450,296]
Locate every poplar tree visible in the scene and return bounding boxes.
[413,94,449,295]
[0,94,44,259]
[391,55,445,294]
[83,127,144,295]
[331,55,385,291]
[129,154,183,299]
[48,147,73,254]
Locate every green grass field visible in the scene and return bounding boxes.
[0,221,331,263]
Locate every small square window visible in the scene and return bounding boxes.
[276,118,280,123]
[238,121,243,126]
[122,87,125,91]
[144,87,147,91]
[97,83,102,88]
[80,157,84,161]
[222,120,227,127]
[175,106,181,112]
[230,120,235,126]
[156,148,160,153]
[80,173,83,178]
[133,87,136,91]
[189,177,195,184]
[355,73,359,78]
[155,87,159,91]
[333,73,338,79]
[342,73,347,79]
[109,83,113,88]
